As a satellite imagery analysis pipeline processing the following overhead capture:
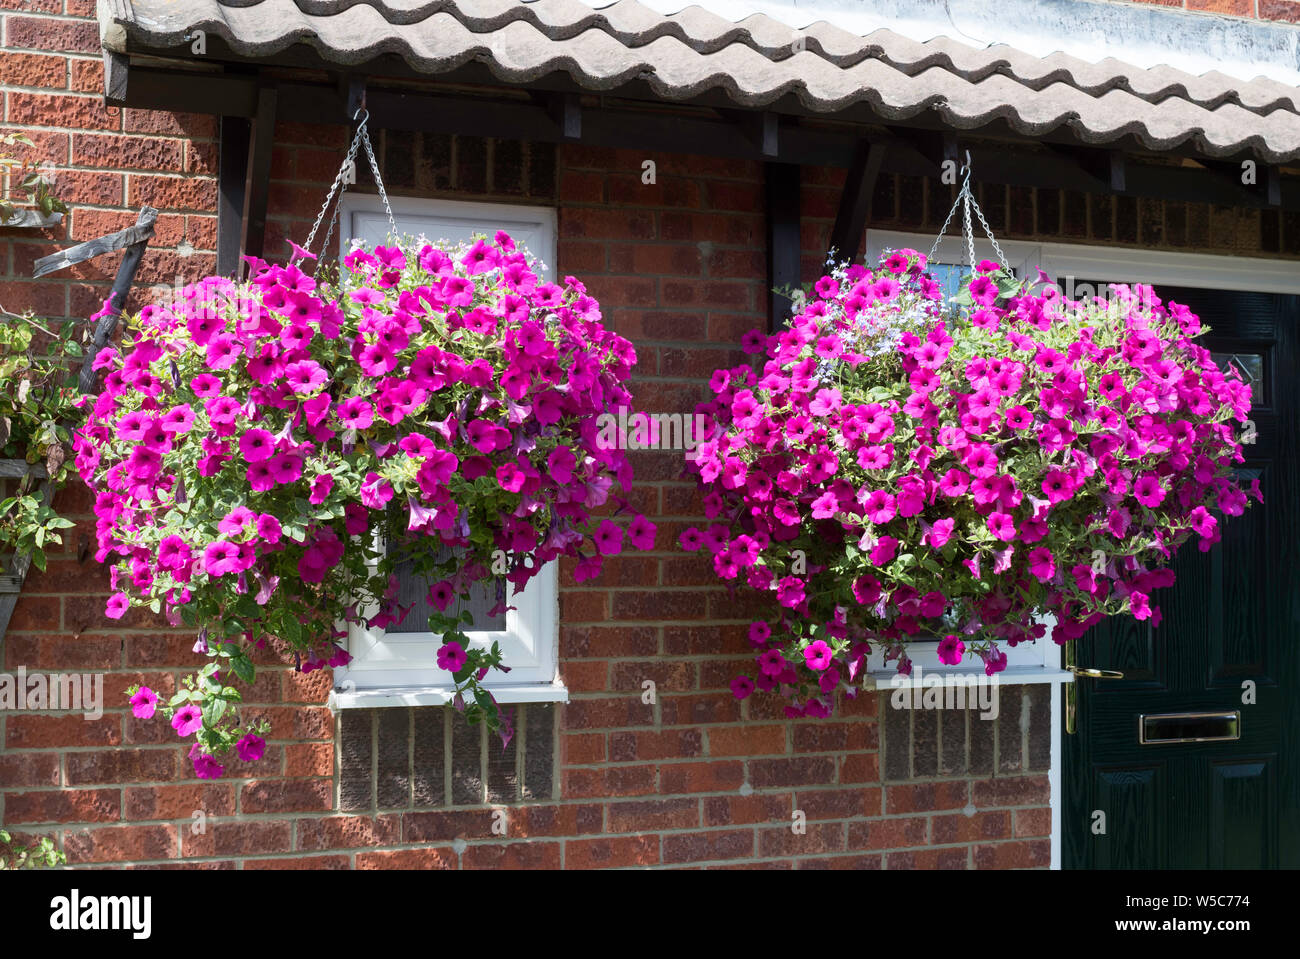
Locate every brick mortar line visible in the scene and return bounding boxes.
[53,831,1051,869]
[18,804,1049,831]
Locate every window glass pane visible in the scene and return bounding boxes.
[1211,352,1266,404]
[927,262,969,304]
[387,544,508,634]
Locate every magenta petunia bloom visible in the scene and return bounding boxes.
[1134,473,1167,508]
[298,546,328,584]
[203,541,242,577]
[627,515,657,551]
[730,675,755,700]
[161,405,195,434]
[573,555,603,583]
[172,703,203,737]
[284,359,327,394]
[1027,546,1056,582]
[235,733,266,763]
[105,592,130,620]
[130,686,158,719]
[1004,405,1033,430]
[308,473,333,505]
[359,471,393,509]
[986,512,1017,542]
[427,580,455,612]
[804,640,833,671]
[256,514,282,545]
[592,520,624,556]
[268,453,302,485]
[238,428,276,463]
[189,743,225,779]
[937,634,965,666]
[436,640,468,673]
[758,648,786,676]
[337,396,374,430]
[217,506,256,536]
[968,275,998,306]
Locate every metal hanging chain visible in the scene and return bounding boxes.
[358,116,397,240]
[926,151,1009,272]
[316,198,342,278]
[298,109,397,269]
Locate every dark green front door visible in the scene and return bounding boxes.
[1063,287,1300,869]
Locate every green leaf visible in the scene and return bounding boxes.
[202,696,227,725]
[229,653,255,685]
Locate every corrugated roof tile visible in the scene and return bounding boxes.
[99,0,1300,161]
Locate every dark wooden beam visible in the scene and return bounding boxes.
[1042,144,1112,193]
[526,91,582,140]
[239,82,278,264]
[881,128,945,179]
[103,50,130,104]
[110,64,259,116]
[765,162,801,331]
[828,140,885,264]
[1191,158,1271,208]
[217,116,251,276]
[106,65,1300,212]
[346,75,366,120]
[546,92,582,141]
[1110,151,1127,192]
[717,108,779,158]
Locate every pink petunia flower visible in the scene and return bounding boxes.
[437,641,468,672]
[592,520,624,556]
[236,733,266,762]
[804,640,834,671]
[172,703,203,737]
[937,634,965,666]
[238,428,276,463]
[130,686,158,719]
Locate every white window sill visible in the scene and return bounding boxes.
[329,680,570,710]
[863,667,1075,689]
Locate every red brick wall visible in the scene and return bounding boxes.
[1,106,1056,866]
[1127,0,1300,21]
[1,0,217,321]
[9,0,1220,871]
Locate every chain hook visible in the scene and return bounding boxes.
[926,151,1010,280]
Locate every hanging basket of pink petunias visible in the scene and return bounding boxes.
[73,230,656,777]
[684,247,1258,719]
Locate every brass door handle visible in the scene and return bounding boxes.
[1068,666,1125,679]
[1065,657,1125,734]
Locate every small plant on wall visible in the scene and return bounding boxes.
[687,250,1257,718]
[74,234,656,778]
[0,131,67,227]
[0,309,85,573]
[0,828,66,870]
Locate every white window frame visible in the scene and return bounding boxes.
[869,227,1300,871]
[330,195,566,708]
